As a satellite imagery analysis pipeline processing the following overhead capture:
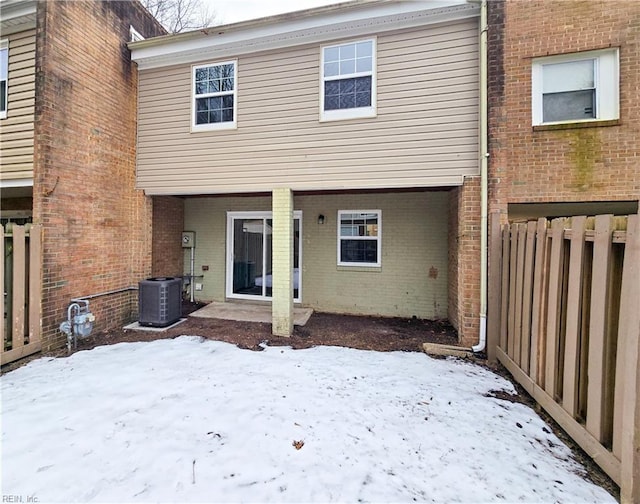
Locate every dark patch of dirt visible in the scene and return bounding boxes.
[1,306,460,374]
[73,310,460,354]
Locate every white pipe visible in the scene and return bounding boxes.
[190,247,196,303]
[472,0,489,353]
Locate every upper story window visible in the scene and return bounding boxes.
[532,48,619,126]
[338,210,381,267]
[130,26,145,42]
[321,39,376,122]
[192,60,237,131]
[1,39,8,119]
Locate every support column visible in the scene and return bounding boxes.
[272,188,294,336]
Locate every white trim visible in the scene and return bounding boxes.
[130,2,479,70]
[0,0,37,22]
[532,48,619,126]
[130,26,145,42]
[337,209,381,267]
[0,0,36,37]
[191,59,238,132]
[140,174,467,196]
[226,211,302,302]
[319,37,377,122]
[0,39,8,119]
[0,178,33,188]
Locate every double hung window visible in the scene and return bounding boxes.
[338,210,381,267]
[321,39,376,121]
[532,49,619,126]
[192,60,237,131]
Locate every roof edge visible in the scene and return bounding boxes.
[130,1,479,70]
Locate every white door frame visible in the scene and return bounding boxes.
[226,211,302,302]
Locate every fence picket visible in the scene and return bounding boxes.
[545,218,566,399]
[562,216,587,418]
[11,225,26,352]
[530,218,548,386]
[520,221,536,374]
[514,224,526,367]
[586,215,614,443]
[614,214,640,503]
[499,226,510,352]
[507,225,518,359]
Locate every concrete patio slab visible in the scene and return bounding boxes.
[123,319,187,332]
[189,302,313,326]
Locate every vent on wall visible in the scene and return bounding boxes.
[138,277,182,327]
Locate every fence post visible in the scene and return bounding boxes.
[29,225,42,343]
[487,212,502,363]
[0,225,4,347]
[619,214,640,503]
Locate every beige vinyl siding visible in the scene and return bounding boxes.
[183,191,449,319]
[0,29,36,181]
[137,19,479,195]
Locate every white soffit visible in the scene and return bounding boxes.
[130,1,479,70]
[0,0,37,36]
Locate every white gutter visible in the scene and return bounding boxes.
[472,0,488,353]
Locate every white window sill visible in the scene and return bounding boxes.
[320,107,376,122]
[337,264,381,271]
[191,122,237,133]
[533,118,620,131]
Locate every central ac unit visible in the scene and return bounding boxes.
[138,277,182,327]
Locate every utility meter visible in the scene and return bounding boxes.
[182,231,196,248]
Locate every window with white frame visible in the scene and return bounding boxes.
[1,39,8,119]
[129,26,145,42]
[532,48,619,126]
[338,210,381,266]
[192,60,237,131]
[321,39,376,121]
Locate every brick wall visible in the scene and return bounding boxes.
[152,196,185,277]
[447,187,459,333]
[451,177,481,347]
[32,0,165,350]
[488,0,640,217]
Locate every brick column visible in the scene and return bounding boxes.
[272,188,294,336]
[456,176,481,347]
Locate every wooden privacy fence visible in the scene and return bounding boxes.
[2,223,42,366]
[487,213,640,502]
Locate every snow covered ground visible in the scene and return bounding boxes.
[2,336,614,503]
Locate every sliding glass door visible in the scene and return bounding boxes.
[226,212,301,302]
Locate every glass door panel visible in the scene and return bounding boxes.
[293,219,300,299]
[228,213,301,301]
[264,219,273,298]
[232,218,263,296]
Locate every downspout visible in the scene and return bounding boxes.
[472,0,489,353]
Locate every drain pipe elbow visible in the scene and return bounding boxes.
[472,314,487,353]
